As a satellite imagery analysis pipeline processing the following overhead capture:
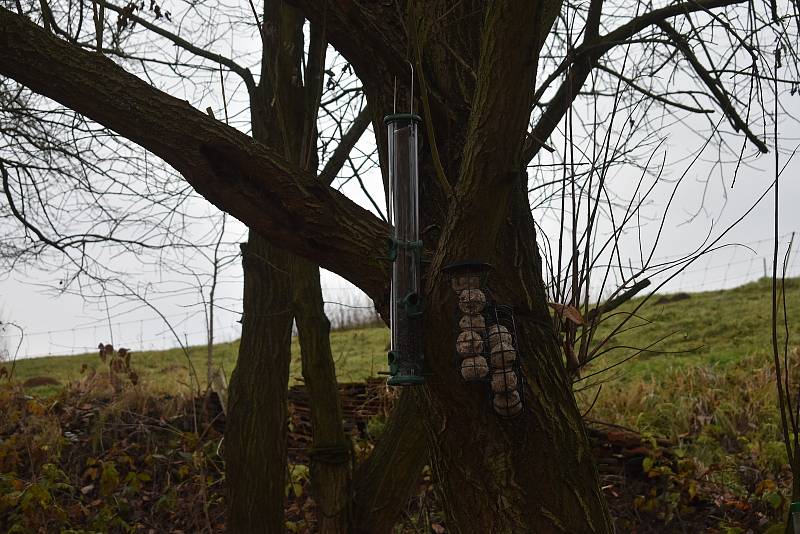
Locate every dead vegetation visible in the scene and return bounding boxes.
[0,366,790,533]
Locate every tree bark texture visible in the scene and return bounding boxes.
[291,256,352,533]
[225,234,293,534]
[254,5,356,532]
[226,4,354,531]
[351,390,428,534]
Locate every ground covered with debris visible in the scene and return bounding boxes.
[0,376,789,533]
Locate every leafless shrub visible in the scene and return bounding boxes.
[324,290,381,331]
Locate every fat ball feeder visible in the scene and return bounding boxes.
[442,261,526,417]
[442,261,492,383]
[486,305,525,417]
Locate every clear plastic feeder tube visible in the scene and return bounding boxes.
[386,113,424,385]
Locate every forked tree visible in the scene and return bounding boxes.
[0,2,422,532]
[0,1,794,532]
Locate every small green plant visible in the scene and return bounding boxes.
[286,463,310,499]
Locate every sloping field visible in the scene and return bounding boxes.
[9,277,798,397]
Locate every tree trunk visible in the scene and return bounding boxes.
[225,233,293,534]
[288,3,613,530]
[352,390,428,534]
[291,257,352,533]
[408,177,611,533]
[229,2,431,529]
[786,445,800,533]
[255,5,355,531]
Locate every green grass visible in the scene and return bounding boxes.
[7,325,389,394]
[574,277,800,491]
[584,277,800,381]
[7,277,798,404]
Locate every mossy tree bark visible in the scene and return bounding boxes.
[262,4,357,532]
[786,446,800,533]
[227,3,357,532]
[291,256,352,533]
[351,391,428,533]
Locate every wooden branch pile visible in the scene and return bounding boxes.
[279,379,672,473]
[189,378,674,474]
[285,378,396,462]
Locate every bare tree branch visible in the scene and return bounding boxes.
[284,0,407,86]
[318,106,371,186]
[97,0,256,91]
[595,63,715,114]
[524,0,750,164]
[658,20,769,153]
[301,20,327,170]
[0,7,390,302]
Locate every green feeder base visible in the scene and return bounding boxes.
[387,351,426,386]
[387,374,426,386]
[791,501,800,534]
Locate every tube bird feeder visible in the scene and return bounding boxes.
[385,113,425,386]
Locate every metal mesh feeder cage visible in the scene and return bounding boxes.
[442,261,492,383]
[385,113,425,386]
[486,305,525,418]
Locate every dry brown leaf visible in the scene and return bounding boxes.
[548,302,586,325]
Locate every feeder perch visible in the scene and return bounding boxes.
[385,113,425,386]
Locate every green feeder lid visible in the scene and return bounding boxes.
[791,501,800,513]
[384,113,422,125]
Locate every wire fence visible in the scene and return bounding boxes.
[2,232,796,360]
[627,232,798,295]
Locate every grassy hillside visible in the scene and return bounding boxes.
[7,277,799,402]
[588,277,800,381]
[5,277,799,530]
[8,325,389,395]
[575,277,800,487]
